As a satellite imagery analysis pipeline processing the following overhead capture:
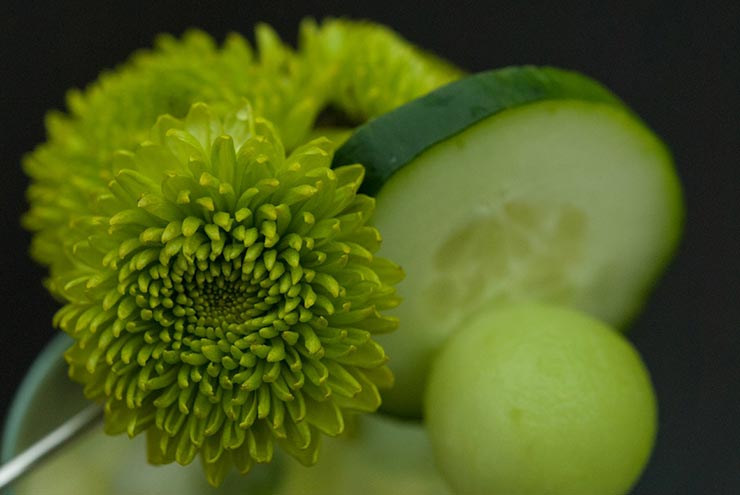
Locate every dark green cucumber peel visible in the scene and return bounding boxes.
[332,66,622,194]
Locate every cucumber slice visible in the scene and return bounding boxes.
[332,66,683,418]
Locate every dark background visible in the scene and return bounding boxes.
[1,1,738,493]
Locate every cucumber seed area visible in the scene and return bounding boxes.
[425,200,587,323]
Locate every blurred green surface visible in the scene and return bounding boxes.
[3,335,451,494]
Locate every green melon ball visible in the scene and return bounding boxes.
[424,303,657,495]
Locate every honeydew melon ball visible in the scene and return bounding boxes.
[424,303,657,495]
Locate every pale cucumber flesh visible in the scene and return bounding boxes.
[374,100,682,417]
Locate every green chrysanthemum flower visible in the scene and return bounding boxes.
[24,19,460,280]
[298,18,463,124]
[52,101,403,485]
[21,18,462,486]
[23,27,322,273]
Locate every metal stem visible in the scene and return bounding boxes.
[0,404,103,491]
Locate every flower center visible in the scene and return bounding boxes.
[190,278,254,326]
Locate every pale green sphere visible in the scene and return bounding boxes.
[424,303,657,495]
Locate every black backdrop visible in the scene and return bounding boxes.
[1,1,738,493]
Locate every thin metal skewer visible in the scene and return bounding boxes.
[0,404,104,491]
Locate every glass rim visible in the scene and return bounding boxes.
[1,334,73,462]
